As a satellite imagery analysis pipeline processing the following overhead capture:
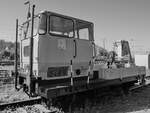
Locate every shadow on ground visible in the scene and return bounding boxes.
[71,85,150,113]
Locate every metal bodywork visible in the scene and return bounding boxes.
[135,54,150,77]
[96,66,145,80]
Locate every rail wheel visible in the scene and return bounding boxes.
[139,75,146,85]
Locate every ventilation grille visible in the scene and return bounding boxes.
[47,66,69,77]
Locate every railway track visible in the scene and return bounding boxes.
[0,96,57,113]
[0,78,150,112]
[0,97,41,111]
[129,78,150,91]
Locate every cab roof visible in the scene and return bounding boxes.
[40,10,94,26]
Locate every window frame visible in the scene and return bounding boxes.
[49,15,75,38]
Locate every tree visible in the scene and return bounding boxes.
[2,50,11,59]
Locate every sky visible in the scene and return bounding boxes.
[0,0,150,51]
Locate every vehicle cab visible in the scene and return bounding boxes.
[19,11,95,81]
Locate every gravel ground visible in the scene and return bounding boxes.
[0,84,64,113]
[1,82,150,113]
[1,104,64,113]
[0,84,29,104]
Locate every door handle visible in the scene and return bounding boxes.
[73,40,77,58]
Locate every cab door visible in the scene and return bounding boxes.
[73,22,94,74]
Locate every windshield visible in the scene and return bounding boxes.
[49,15,74,38]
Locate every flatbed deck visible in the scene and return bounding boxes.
[39,75,139,99]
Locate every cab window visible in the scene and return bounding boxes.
[38,14,47,34]
[22,14,47,39]
[77,21,90,40]
[79,28,89,40]
[49,15,74,38]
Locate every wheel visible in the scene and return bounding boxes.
[140,75,146,85]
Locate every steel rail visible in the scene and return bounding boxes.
[0,97,57,113]
[0,97,41,111]
[129,78,150,91]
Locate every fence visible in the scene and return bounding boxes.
[0,69,14,85]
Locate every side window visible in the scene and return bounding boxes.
[49,15,74,38]
[24,46,30,57]
[77,21,90,40]
[22,16,43,39]
[33,16,39,35]
[38,14,47,34]
[79,28,89,40]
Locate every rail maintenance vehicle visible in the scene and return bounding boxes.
[15,5,146,103]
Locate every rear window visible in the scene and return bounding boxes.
[49,15,74,37]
